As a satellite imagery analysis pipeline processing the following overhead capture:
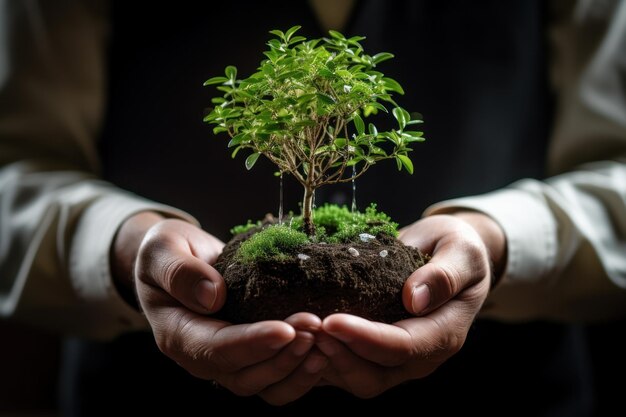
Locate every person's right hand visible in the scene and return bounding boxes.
[112,212,327,405]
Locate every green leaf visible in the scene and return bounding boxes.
[245,153,260,170]
[328,30,346,40]
[392,107,411,130]
[397,154,414,174]
[368,123,378,136]
[289,36,306,45]
[316,93,336,105]
[347,157,362,167]
[285,25,302,41]
[334,138,347,148]
[269,29,285,39]
[225,66,237,81]
[409,111,424,123]
[369,145,386,155]
[336,69,352,78]
[366,102,388,113]
[231,146,243,158]
[267,39,282,49]
[203,76,228,86]
[318,67,334,78]
[371,52,394,65]
[401,131,425,142]
[347,35,367,43]
[228,132,248,148]
[261,63,274,77]
[353,113,365,135]
[382,77,405,94]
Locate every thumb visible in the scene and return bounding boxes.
[402,227,489,316]
[136,249,226,314]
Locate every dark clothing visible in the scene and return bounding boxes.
[61,1,593,416]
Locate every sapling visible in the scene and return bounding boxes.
[204,26,424,235]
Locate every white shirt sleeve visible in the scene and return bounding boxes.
[0,0,197,339]
[426,1,626,322]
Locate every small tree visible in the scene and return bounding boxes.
[204,26,424,235]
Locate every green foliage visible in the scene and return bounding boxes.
[230,220,261,236]
[234,204,398,262]
[291,204,398,243]
[237,225,310,263]
[203,26,424,232]
[322,204,398,243]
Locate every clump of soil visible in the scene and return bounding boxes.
[214,228,428,324]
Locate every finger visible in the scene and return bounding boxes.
[147,301,296,378]
[315,331,392,399]
[322,314,412,366]
[137,248,227,314]
[224,329,315,397]
[220,313,322,397]
[283,312,323,332]
[403,230,488,316]
[259,349,328,405]
[187,232,225,265]
[393,300,473,364]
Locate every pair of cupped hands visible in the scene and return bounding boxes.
[114,210,505,405]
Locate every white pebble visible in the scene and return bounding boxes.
[379,250,388,258]
[297,253,310,261]
[348,247,360,257]
[359,233,376,243]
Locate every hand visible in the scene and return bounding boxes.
[315,212,506,397]
[112,213,327,405]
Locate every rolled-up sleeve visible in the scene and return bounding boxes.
[425,1,626,322]
[0,0,196,339]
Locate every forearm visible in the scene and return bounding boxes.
[426,160,626,322]
[0,161,198,338]
[0,0,170,338]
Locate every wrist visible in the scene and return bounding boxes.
[450,210,507,287]
[111,211,165,307]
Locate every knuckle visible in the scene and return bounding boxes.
[153,313,187,360]
[460,239,490,277]
[430,263,461,298]
[206,345,238,373]
[430,318,467,358]
[162,258,187,293]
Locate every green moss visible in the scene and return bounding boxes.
[237,224,309,263]
[234,204,398,263]
[292,204,398,243]
[230,220,261,236]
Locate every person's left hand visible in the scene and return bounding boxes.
[315,213,505,397]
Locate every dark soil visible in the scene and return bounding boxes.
[214,229,428,324]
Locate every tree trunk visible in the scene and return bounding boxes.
[302,186,315,236]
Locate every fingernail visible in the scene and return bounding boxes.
[304,354,328,374]
[194,280,217,311]
[411,284,430,314]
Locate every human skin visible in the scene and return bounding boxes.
[315,213,505,397]
[112,211,505,404]
[112,214,327,404]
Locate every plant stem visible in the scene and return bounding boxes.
[302,186,315,236]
